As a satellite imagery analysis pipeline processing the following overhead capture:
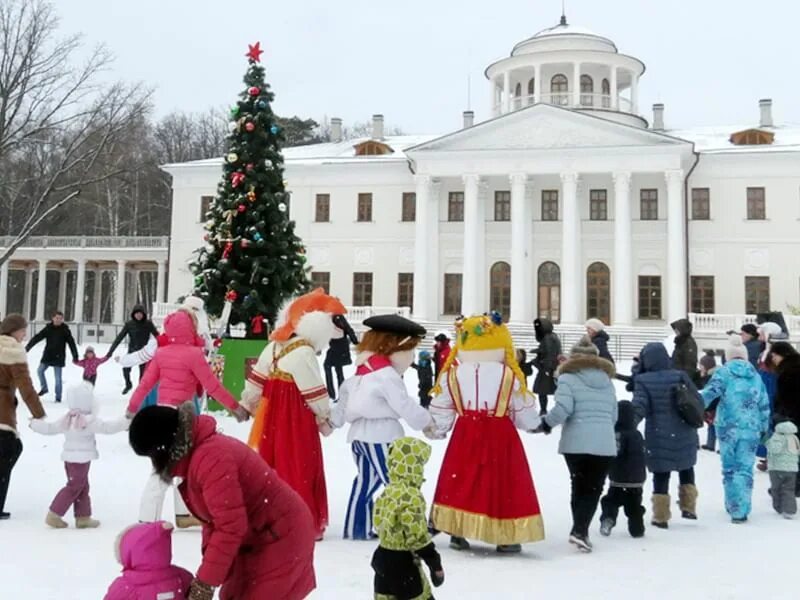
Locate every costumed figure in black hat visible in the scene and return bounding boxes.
[330,314,434,540]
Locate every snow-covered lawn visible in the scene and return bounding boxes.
[1,345,791,599]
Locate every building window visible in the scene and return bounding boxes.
[494,191,511,221]
[538,262,561,323]
[514,82,522,109]
[580,74,594,106]
[690,276,715,314]
[315,194,330,222]
[443,273,462,314]
[397,273,414,311]
[310,272,330,294]
[448,192,464,222]
[551,74,568,105]
[590,189,608,221]
[353,272,373,306]
[638,276,662,320]
[601,78,611,108]
[199,195,213,222]
[541,190,559,221]
[586,262,611,324]
[357,193,373,222]
[527,78,536,104]
[401,192,416,222]
[489,262,511,320]
[691,188,710,220]
[747,187,766,220]
[745,276,770,314]
[640,189,658,220]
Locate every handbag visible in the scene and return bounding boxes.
[674,382,704,429]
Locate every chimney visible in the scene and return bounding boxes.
[652,103,665,131]
[463,110,475,129]
[759,98,773,128]
[372,114,384,140]
[330,117,343,143]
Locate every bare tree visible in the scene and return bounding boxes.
[0,0,150,264]
[154,107,228,164]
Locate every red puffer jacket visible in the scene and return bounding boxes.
[127,311,237,413]
[173,415,316,600]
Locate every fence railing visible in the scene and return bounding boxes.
[497,93,634,114]
[689,313,800,334]
[0,236,169,249]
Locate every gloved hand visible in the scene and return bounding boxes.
[318,420,334,436]
[233,406,250,423]
[423,424,445,440]
[124,410,135,420]
[188,580,214,600]
[430,569,445,587]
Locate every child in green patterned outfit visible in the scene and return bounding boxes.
[372,437,444,600]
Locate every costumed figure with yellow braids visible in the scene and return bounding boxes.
[427,312,544,553]
[241,288,350,540]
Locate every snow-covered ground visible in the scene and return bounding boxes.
[1,344,791,599]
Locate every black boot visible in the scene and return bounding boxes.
[449,536,470,551]
[122,383,132,394]
[496,544,521,553]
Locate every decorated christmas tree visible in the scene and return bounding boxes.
[191,42,309,337]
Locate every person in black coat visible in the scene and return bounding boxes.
[585,318,614,363]
[411,350,434,408]
[106,304,159,394]
[325,314,358,399]
[25,311,78,403]
[531,318,562,416]
[599,400,646,538]
[768,342,800,493]
[670,318,699,385]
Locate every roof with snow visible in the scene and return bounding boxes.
[668,124,800,154]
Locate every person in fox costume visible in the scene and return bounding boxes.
[241,288,349,539]
[427,312,544,554]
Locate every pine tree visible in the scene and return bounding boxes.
[191,42,309,337]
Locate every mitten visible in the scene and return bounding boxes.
[318,420,334,437]
[430,569,445,587]
[233,405,250,423]
[188,580,214,600]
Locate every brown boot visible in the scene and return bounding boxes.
[651,494,671,529]
[678,484,699,520]
[76,516,100,529]
[45,511,68,529]
[175,514,202,529]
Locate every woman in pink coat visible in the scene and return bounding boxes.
[104,521,193,600]
[129,404,317,600]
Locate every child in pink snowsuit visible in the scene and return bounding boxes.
[104,521,193,600]
[73,346,109,385]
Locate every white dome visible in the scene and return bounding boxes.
[512,18,618,55]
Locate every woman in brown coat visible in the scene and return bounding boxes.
[0,313,46,519]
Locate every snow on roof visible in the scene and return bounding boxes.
[669,124,800,154]
[531,22,609,40]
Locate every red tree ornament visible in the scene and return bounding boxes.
[231,172,245,188]
[251,315,264,335]
[245,122,255,132]
[237,204,246,213]
[248,86,260,96]
[246,42,264,62]
[222,242,233,259]
[225,290,238,302]
[245,163,254,171]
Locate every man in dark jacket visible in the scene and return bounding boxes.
[585,318,614,363]
[25,311,78,403]
[739,324,762,367]
[670,318,699,385]
[325,314,358,399]
[531,318,561,415]
[106,304,159,394]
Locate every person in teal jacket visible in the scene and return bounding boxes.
[701,335,770,523]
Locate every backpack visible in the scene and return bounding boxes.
[673,382,704,428]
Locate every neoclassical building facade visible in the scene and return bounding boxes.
[165,17,800,326]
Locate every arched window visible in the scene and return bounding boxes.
[586,262,611,324]
[490,262,511,321]
[550,74,568,106]
[580,74,594,106]
[537,262,561,323]
[514,82,522,110]
[527,77,536,105]
[601,78,611,108]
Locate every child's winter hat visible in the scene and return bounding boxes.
[584,318,605,333]
[699,350,717,372]
[115,521,176,569]
[418,350,432,361]
[725,334,749,362]
[84,345,95,354]
[570,336,599,358]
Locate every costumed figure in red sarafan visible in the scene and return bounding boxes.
[241,288,349,539]
[427,312,545,553]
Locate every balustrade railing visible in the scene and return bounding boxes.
[0,235,169,249]
[689,313,800,334]
[497,93,633,114]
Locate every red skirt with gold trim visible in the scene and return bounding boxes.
[431,411,544,545]
[250,377,328,536]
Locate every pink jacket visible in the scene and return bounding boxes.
[127,311,238,413]
[104,521,193,600]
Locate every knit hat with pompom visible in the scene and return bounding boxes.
[725,334,749,362]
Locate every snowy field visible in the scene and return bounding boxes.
[1,344,791,599]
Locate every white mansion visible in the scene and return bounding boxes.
[165,17,800,328]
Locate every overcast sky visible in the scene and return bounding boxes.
[56,0,799,134]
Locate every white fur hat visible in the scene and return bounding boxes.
[725,334,749,362]
[585,318,605,333]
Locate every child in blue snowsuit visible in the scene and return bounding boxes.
[701,335,770,523]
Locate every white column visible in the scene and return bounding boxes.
[34,260,47,322]
[502,72,511,114]
[560,172,581,324]
[533,64,542,104]
[666,169,686,323]
[74,259,86,323]
[114,260,127,324]
[631,72,639,114]
[57,268,68,312]
[413,175,432,320]
[572,63,581,107]
[156,260,166,303]
[510,173,532,323]
[0,262,8,317]
[461,174,485,316]
[610,66,618,110]
[613,172,633,325]
[93,269,103,322]
[23,268,33,319]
